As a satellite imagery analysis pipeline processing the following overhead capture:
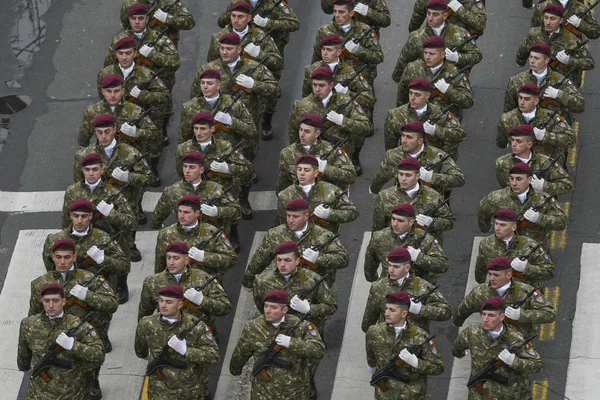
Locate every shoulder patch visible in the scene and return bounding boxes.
[203,325,214,340]
[531,289,545,303]
[278,0,291,14]
[462,75,472,90]
[220,232,233,248]
[358,74,370,89]
[307,322,318,336]
[87,323,97,338]
[368,30,379,46]
[474,0,484,9]
[263,65,274,78]
[335,238,344,248]
[335,148,347,163]
[353,100,365,114]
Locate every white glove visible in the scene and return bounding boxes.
[153,8,168,23]
[445,48,459,63]
[253,14,269,27]
[354,3,369,16]
[448,0,463,12]
[344,40,360,55]
[120,122,137,137]
[86,245,105,265]
[416,214,434,227]
[96,200,114,217]
[399,348,419,368]
[498,349,516,366]
[524,208,540,224]
[556,50,570,65]
[531,175,545,190]
[70,284,88,301]
[302,248,319,264]
[423,121,436,135]
[317,158,328,173]
[184,287,204,306]
[407,246,421,262]
[510,257,528,272]
[334,83,349,94]
[139,44,154,58]
[201,203,219,217]
[56,332,75,351]
[214,111,233,125]
[409,300,422,315]
[326,111,344,126]
[244,43,261,58]
[235,74,255,89]
[568,15,582,28]
[368,366,376,375]
[505,306,521,321]
[434,79,450,94]
[275,334,291,348]
[210,160,230,174]
[111,167,130,183]
[168,335,187,355]
[533,127,545,141]
[129,85,142,98]
[419,167,433,183]
[290,295,311,314]
[313,204,331,220]
[188,247,205,262]
[543,86,559,99]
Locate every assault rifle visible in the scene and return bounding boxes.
[421,154,451,188]
[339,65,367,88]
[535,154,563,181]
[206,141,244,178]
[127,69,164,104]
[243,28,277,61]
[424,104,453,143]
[319,137,346,161]
[517,195,557,232]
[449,33,479,52]
[182,275,218,312]
[504,288,539,327]
[65,268,108,308]
[117,108,154,143]
[565,1,600,38]
[77,231,122,269]
[341,26,376,62]
[232,58,269,93]
[310,189,348,228]
[297,275,327,301]
[299,233,341,273]
[188,229,223,270]
[430,65,470,101]
[108,153,148,185]
[136,28,169,68]
[259,0,285,18]
[149,0,180,29]
[199,185,234,223]
[408,285,441,321]
[323,91,363,129]
[550,39,589,72]
[414,198,451,231]
[540,73,572,109]
[91,183,131,223]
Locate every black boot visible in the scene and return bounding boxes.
[522,0,533,8]
[138,210,147,225]
[90,368,102,400]
[102,335,112,353]
[239,186,254,220]
[261,112,274,140]
[130,243,142,262]
[116,275,129,304]
[229,224,241,253]
[148,157,161,187]
[352,146,363,176]
[162,116,170,146]
[204,385,212,400]
[310,377,317,400]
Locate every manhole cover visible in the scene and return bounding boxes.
[0,95,31,114]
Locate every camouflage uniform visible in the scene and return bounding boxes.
[135,313,220,400]
[277,139,356,193]
[531,0,600,40]
[365,227,449,284]
[366,321,444,400]
[253,267,337,333]
[495,151,573,196]
[154,221,238,277]
[478,187,568,246]
[409,0,487,36]
[452,323,544,400]
[369,144,465,196]
[321,0,391,35]
[18,313,105,400]
[475,234,554,289]
[229,314,326,400]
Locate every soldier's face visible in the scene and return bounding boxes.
[129,14,148,33]
[299,123,320,146]
[409,90,430,109]
[200,78,221,97]
[517,93,538,113]
[391,214,414,235]
[220,44,242,62]
[102,86,124,106]
[158,296,183,318]
[333,6,354,25]
[494,220,517,240]
[52,250,76,272]
[193,124,214,142]
[401,131,423,153]
[95,126,117,146]
[42,294,66,317]
[426,9,447,28]
[178,205,200,226]
[384,304,409,325]
[397,170,419,190]
[116,48,136,68]
[481,310,505,332]
[264,302,288,322]
[286,211,310,231]
[166,252,188,274]
[276,252,299,275]
[388,261,411,280]
[182,163,205,183]
[423,48,444,67]
[70,211,93,233]
[487,270,512,289]
[296,164,319,185]
[509,174,532,194]
[312,80,334,99]
[82,164,105,184]
[321,45,342,63]
[528,52,550,73]
[511,137,534,156]
[230,11,252,31]
[543,13,563,32]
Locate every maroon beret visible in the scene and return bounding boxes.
[333,0,354,4]
[391,203,416,218]
[264,289,289,304]
[310,66,334,81]
[199,69,221,80]
[509,162,533,176]
[509,125,534,137]
[486,257,512,271]
[40,283,64,297]
[397,157,422,171]
[401,121,425,134]
[285,199,310,212]
[115,37,136,50]
[543,4,564,17]
[231,1,252,13]
[385,291,411,305]
[275,241,299,255]
[128,3,149,17]
[80,152,103,167]
[165,242,190,254]
[100,73,123,89]
[426,0,448,10]
[408,78,432,92]
[319,34,343,47]
[178,194,201,207]
[530,43,552,57]
[192,111,214,126]
[219,32,241,45]
[158,284,184,299]
[480,296,506,312]
[387,247,411,263]
[296,154,319,166]
[182,151,205,165]
[93,113,115,128]
[52,238,76,252]
[494,209,518,222]
[518,83,540,96]
[69,199,94,213]
[300,113,323,128]
[423,36,446,49]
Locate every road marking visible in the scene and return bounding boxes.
[568,121,578,168]
[550,201,569,250]
[539,286,560,341]
[532,378,548,400]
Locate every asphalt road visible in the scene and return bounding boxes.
[1,0,599,399]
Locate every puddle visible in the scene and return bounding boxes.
[10,0,60,65]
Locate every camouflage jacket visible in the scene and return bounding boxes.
[370,143,465,195]
[154,221,238,275]
[383,102,466,155]
[452,323,544,400]
[18,313,104,400]
[120,0,195,44]
[477,187,567,245]
[372,184,455,234]
[321,0,391,32]
[366,321,444,399]
[475,234,554,288]
[277,139,356,193]
[253,267,337,332]
[365,226,449,284]
[135,313,220,399]
[362,274,451,334]
[277,181,359,234]
[409,0,487,36]
[531,0,600,40]
[495,151,573,196]
[229,314,326,400]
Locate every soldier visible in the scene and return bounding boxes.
[365,203,449,284]
[29,239,118,398]
[18,284,105,400]
[154,194,238,278]
[370,121,465,197]
[397,36,474,117]
[409,0,487,36]
[393,0,482,82]
[277,154,359,233]
[495,125,573,196]
[475,209,554,289]
[277,113,356,194]
[365,291,444,400]
[321,0,391,35]
[229,290,326,400]
[135,285,220,400]
[242,199,349,288]
[452,297,544,400]
[531,0,600,40]
[478,162,568,246]
[372,157,455,235]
